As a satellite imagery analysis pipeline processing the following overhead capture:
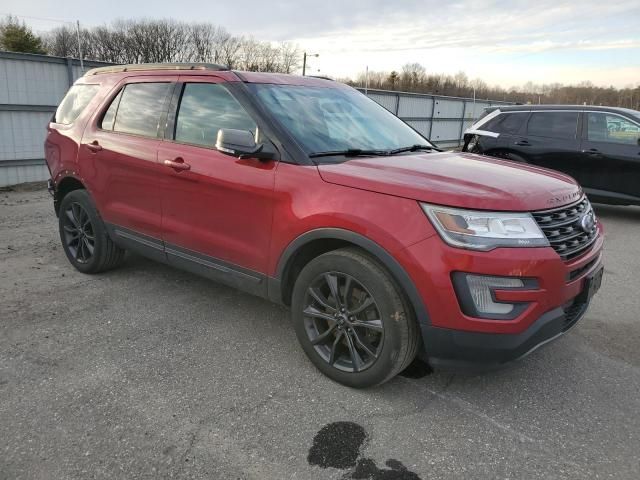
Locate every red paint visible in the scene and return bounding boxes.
[46,68,604,340]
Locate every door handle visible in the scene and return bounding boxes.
[164,158,191,171]
[86,141,102,152]
[514,140,530,146]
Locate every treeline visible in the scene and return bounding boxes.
[1,16,638,108]
[344,63,640,109]
[2,16,301,73]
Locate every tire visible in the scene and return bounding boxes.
[291,247,419,388]
[58,189,125,274]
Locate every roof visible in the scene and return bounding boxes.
[83,62,343,88]
[233,71,342,87]
[495,104,640,116]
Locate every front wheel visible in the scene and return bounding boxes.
[292,248,419,388]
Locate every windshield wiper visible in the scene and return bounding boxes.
[309,149,391,158]
[387,144,438,155]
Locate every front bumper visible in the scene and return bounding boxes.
[421,300,589,371]
[394,222,604,369]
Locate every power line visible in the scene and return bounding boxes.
[0,12,74,25]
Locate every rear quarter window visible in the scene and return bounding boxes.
[54,84,100,125]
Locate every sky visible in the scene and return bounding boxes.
[2,0,639,89]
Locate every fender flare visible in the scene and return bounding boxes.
[270,228,431,326]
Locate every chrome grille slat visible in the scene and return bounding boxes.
[532,197,598,261]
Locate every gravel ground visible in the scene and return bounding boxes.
[1,185,639,480]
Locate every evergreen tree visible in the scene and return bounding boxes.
[0,16,46,54]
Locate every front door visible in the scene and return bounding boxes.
[580,111,640,202]
[157,76,277,294]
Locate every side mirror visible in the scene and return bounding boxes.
[215,128,273,160]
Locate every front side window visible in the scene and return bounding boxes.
[55,84,100,124]
[527,112,578,140]
[587,112,640,145]
[110,83,172,137]
[247,84,431,157]
[174,83,257,147]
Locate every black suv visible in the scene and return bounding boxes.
[462,105,640,206]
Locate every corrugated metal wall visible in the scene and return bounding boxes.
[0,51,512,187]
[358,88,512,148]
[0,51,112,187]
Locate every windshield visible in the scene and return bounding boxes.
[248,84,432,157]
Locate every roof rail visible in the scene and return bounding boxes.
[85,63,229,76]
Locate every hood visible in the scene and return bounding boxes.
[317,151,583,211]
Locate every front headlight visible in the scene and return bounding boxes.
[421,203,549,251]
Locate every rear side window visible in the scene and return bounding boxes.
[527,112,578,140]
[497,113,527,134]
[103,83,172,137]
[481,114,504,132]
[55,84,100,124]
[174,83,257,147]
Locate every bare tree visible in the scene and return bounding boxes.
[279,42,300,74]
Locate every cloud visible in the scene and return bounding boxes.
[4,0,639,87]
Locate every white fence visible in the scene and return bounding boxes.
[359,88,512,148]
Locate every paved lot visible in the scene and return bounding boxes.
[1,185,639,480]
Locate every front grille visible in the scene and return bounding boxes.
[532,198,598,261]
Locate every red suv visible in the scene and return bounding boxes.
[45,63,604,388]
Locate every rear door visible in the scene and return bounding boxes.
[580,111,640,201]
[82,77,174,257]
[157,76,277,293]
[513,111,583,180]
[495,111,529,150]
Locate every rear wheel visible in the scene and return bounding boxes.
[292,248,419,388]
[59,189,125,274]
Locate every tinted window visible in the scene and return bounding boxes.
[100,90,122,131]
[175,83,257,147]
[113,83,171,137]
[497,113,527,134]
[483,115,503,132]
[527,112,578,139]
[55,84,100,124]
[587,112,640,145]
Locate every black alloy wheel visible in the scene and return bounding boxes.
[58,189,126,274]
[62,202,95,264]
[303,271,384,373]
[292,248,419,388]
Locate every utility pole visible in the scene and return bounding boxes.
[302,52,318,76]
[76,20,84,72]
[472,86,476,117]
[365,66,369,94]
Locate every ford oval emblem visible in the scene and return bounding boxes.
[580,212,595,233]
